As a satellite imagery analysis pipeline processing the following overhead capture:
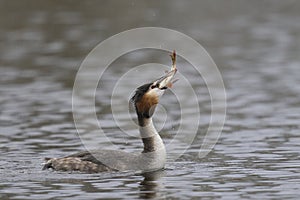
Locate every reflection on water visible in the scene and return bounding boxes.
[1,1,300,199]
[139,170,166,199]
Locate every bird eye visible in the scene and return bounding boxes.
[150,83,159,89]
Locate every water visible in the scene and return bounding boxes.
[1,1,300,199]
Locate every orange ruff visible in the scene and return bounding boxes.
[136,93,159,114]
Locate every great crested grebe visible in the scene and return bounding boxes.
[43,51,178,173]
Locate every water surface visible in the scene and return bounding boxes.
[1,1,300,199]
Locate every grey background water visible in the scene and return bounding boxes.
[1,0,300,199]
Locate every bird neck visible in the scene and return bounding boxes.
[138,116,165,153]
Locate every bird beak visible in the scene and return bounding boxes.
[156,68,177,89]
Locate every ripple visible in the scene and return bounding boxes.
[1,1,300,199]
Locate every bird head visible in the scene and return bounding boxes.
[131,67,177,119]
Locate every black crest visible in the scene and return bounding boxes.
[130,83,152,103]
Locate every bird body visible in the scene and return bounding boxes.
[43,51,177,173]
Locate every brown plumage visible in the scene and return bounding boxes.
[135,92,159,117]
[43,155,114,173]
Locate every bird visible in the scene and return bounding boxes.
[43,51,178,173]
